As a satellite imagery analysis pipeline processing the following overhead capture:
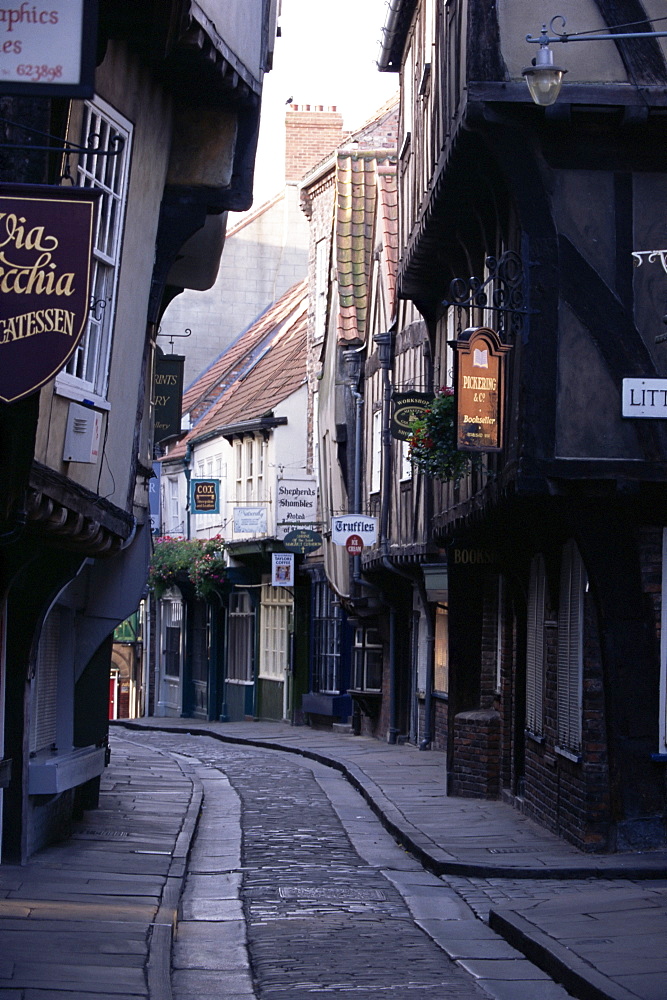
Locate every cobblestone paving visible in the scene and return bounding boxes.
[445,874,642,921]
[135,732,490,999]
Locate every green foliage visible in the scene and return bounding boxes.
[149,535,226,599]
[408,387,476,483]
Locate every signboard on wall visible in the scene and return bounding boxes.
[0,184,98,402]
[622,379,667,418]
[0,0,98,98]
[233,506,267,534]
[453,326,510,452]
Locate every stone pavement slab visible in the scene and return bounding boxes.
[116,718,667,1000]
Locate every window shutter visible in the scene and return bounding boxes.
[526,555,545,735]
[31,609,60,754]
[557,540,585,753]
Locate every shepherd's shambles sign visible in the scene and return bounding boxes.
[0,184,98,403]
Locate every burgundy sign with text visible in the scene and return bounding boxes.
[0,184,98,403]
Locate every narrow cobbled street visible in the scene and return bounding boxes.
[128,730,571,1000]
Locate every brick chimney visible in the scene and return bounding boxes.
[285,105,345,183]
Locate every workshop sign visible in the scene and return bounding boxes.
[0,0,98,98]
[454,326,510,452]
[391,391,433,441]
[0,184,98,403]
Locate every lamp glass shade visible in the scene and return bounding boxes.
[522,65,565,106]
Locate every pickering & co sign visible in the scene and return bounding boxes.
[0,184,98,402]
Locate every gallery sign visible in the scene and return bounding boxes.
[453,326,510,452]
[190,479,220,515]
[0,184,98,403]
[153,351,184,445]
[330,515,377,548]
[391,391,433,441]
[0,0,98,98]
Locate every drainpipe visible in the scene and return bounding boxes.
[183,442,192,539]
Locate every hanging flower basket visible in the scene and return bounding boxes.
[149,535,226,599]
[408,387,477,483]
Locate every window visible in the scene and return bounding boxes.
[314,238,328,343]
[228,591,254,682]
[557,540,586,757]
[166,477,181,534]
[58,98,132,400]
[371,408,382,494]
[352,627,382,691]
[260,584,291,679]
[163,600,182,678]
[433,605,448,694]
[526,555,546,737]
[312,581,342,694]
[400,439,413,481]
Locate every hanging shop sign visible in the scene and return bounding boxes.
[282,528,322,554]
[233,506,267,534]
[330,514,377,548]
[0,0,98,98]
[453,326,510,452]
[391,391,433,441]
[272,552,294,587]
[622,379,667,418]
[190,479,220,515]
[276,477,318,538]
[153,351,184,445]
[0,183,98,403]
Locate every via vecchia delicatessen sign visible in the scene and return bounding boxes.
[0,184,98,403]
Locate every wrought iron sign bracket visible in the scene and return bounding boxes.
[441,251,537,340]
[0,116,124,183]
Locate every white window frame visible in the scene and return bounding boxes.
[526,555,546,737]
[556,540,586,759]
[314,237,328,343]
[55,98,132,404]
[659,529,667,754]
[400,439,413,481]
[371,407,382,494]
[259,584,291,680]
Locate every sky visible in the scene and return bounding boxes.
[251,0,399,204]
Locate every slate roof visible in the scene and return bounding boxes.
[167,279,307,461]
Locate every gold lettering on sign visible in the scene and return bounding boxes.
[0,308,75,343]
[0,213,75,297]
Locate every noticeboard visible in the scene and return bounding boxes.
[453,327,510,453]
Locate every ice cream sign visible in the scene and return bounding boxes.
[330,515,377,548]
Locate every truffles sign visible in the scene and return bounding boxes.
[0,184,98,403]
[454,326,510,453]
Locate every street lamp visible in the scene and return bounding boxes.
[523,15,667,107]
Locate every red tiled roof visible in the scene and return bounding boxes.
[167,280,308,461]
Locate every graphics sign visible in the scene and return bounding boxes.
[0,0,98,97]
[0,184,98,403]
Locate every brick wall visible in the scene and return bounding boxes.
[285,105,345,183]
[449,709,501,798]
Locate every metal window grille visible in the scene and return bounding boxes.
[311,581,342,694]
[228,591,254,682]
[557,541,586,754]
[164,601,182,678]
[526,555,546,736]
[31,608,61,754]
